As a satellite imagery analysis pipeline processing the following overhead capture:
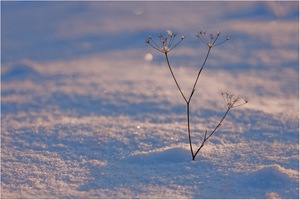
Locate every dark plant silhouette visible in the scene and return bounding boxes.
[146,30,248,161]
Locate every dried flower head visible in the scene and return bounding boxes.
[146,30,185,54]
[167,30,173,37]
[196,30,230,48]
[221,91,248,109]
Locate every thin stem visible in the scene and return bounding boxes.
[188,47,212,103]
[193,108,231,159]
[206,108,230,140]
[168,34,176,48]
[147,37,161,51]
[164,53,188,103]
[196,34,207,44]
[212,34,220,46]
[186,102,194,159]
[169,37,184,51]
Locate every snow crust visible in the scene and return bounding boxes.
[1,57,299,198]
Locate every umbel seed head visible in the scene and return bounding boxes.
[167,30,173,37]
[221,91,248,109]
[196,29,229,48]
[146,30,185,54]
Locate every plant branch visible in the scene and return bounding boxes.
[188,47,212,103]
[164,53,188,103]
[193,107,231,159]
[186,102,194,158]
[165,45,214,161]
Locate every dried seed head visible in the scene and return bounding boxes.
[161,46,170,53]
[196,29,230,48]
[146,30,184,54]
[145,36,151,43]
[167,30,173,37]
[221,91,248,109]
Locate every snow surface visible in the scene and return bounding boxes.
[1,54,299,198]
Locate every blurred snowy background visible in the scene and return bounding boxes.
[1,1,299,198]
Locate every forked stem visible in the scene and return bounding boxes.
[165,46,214,161]
[146,31,243,161]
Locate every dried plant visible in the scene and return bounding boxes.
[146,30,248,161]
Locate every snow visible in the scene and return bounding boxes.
[1,54,299,199]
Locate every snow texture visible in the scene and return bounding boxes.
[1,50,299,199]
